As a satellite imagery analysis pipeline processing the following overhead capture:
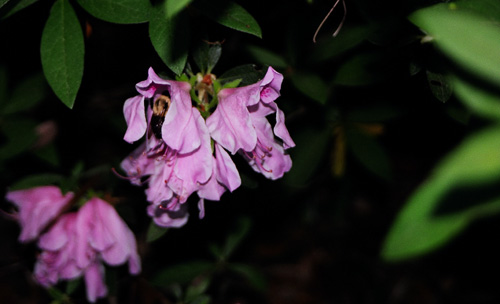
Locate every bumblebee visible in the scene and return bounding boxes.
[149,94,171,140]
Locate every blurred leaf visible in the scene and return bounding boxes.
[247,45,288,69]
[452,76,500,121]
[0,118,37,161]
[76,0,150,24]
[410,3,500,87]
[219,217,251,260]
[310,25,371,63]
[426,70,452,103]
[227,263,266,291]
[184,277,211,303]
[2,72,47,115]
[454,0,500,23]
[41,0,84,109]
[345,106,403,123]
[0,0,37,19]
[0,66,7,107]
[149,4,188,75]
[218,64,265,86]
[166,0,191,18]
[34,144,60,167]
[65,278,81,295]
[194,1,261,38]
[290,71,328,104]
[333,51,392,86]
[346,128,391,181]
[189,295,211,304]
[151,261,214,286]
[193,43,222,74]
[8,173,64,190]
[146,220,169,242]
[284,127,331,187]
[382,126,500,261]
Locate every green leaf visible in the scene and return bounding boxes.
[149,4,188,75]
[0,0,38,19]
[247,45,288,69]
[193,42,222,74]
[220,217,251,259]
[227,263,266,291]
[151,261,214,286]
[8,173,65,190]
[76,0,150,24]
[410,3,500,87]
[333,51,392,86]
[34,144,60,167]
[290,71,328,104]
[2,72,47,115]
[346,128,392,181]
[0,118,37,161]
[41,0,84,108]
[218,64,265,86]
[194,1,261,38]
[184,277,211,303]
[454,0,500,23]
[146,220,169,242]
[452,76,500,121]
[426,70,452,103]
[382,126,500,261]
[284,127,331,187]
[0,65,7,107]
[166,0,192,18]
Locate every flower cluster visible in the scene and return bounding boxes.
[121,66,295,227]
[6,186,141,303]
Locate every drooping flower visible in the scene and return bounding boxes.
[206,67,295,180]
[5,186,74,242]
[33,197,141,303]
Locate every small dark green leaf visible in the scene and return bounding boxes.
[65,278,81,295]
[146,220,169,242]
[228,263,266,291]
[0,118,37,161]
[426,70,452,103]
[149,4,188,75]
[76,0,150,24]
[34,144,60,167]
[218,64,265,86]
[194,1,261,38]
[452,76,500,121]
[41,0,84,108]
[1,0,38,19]
[151,261,214,286]
[193,42,222,74]
[166,0,192,18]
[221,217,251,259]
[9,173,64,191]
[291,71,328,104]
[333,51,391,86]
[247,45,287,69]
[2,72,47,115]
[410,3,500,87]
[184,277,211,302]
[346,128,391,181]
[284,127,331,187]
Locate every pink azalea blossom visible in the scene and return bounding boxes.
[34,197,141,303]
[5,186,74,242]
[206,67,295,180]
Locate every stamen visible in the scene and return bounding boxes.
[313,0,347,43]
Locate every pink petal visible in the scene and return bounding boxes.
[215,143,241,192]
[84,262,108,303]
[123,95,147,143]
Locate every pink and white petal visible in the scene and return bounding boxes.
[123,95,147,143]
[215,143,241,192]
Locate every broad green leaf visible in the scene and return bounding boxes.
[8,173,64,190]
[228,263,266,291]
[452,76,500,121]
[146,220,169,242]
[0,0,37,19]
[76,0,150,24]
[291,71,328,104]
[454,0,500,23]
[284,127,330,187]
[346,128,391,181]
[166,0,192,18]
[2,72,47,115]
[218,64,265,86]
[426,70,452,103]
[151,261,214,286]
[247,45,288,69]
[382,126,500,261]
[193,43,222,74]
[410,4,500,87]
[184,277,210,302]
[149,4,188,75]
[41,0,84,108]
[194,1,262,38]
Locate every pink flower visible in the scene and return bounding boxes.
[5,186,74,242]
[206,67,295,179]
[34,197,141,303]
